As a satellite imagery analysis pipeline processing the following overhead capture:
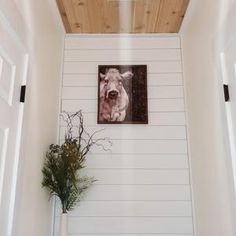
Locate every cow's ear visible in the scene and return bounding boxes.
[100,73,106,80]
[121,71,133,80]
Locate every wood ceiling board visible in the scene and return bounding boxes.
[57,0,190,33]
[132,0,147,33]
[71,0,90,33]
[102,0,120,33]
[120,1,136,33]
[132,0,162,33]
[173,0,189,32]
[144,0,162,33]
[155,0,189,33]
[80,0,105,33]
[59,0,79,32]
[56,0,72,32]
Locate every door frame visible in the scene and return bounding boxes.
[0,8,29,236]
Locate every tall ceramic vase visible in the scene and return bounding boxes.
[59,213,68,236]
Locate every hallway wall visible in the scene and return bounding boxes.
[181,0,236,235]
[0,0,64,235]
[55,34,194,236]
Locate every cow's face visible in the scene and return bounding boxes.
[100,68,133,100]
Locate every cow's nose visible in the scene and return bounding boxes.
[108,90,118,98]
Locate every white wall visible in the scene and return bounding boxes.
[181,0,236,235]
[0,0,64,236]
[55,35,194,236]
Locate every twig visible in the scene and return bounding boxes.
[61,110,112,157]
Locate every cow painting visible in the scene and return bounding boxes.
[97,65,148,124]
[99,68,133,122]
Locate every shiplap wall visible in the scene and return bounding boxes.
[54,35,194,236]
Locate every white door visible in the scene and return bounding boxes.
[0,15,28,236]
[221,41,236,188]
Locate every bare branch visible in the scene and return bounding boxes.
[61,110,112,157]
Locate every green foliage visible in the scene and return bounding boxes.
[42,139,95,213]
[42,111,111,213]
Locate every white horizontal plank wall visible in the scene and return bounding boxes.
[55,35,193,236]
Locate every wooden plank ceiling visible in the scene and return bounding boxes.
[57,0,189,33]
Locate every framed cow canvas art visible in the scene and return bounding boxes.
[97,65,148,124]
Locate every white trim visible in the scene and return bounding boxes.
[51,34,66,236]
[0,56,3,78]
[219,52,236,194]
[65,33,180,38]
[0,46,16,105]
[7,53,28,236]
[0,128,9,208]
[21,54,29,85]
[0,8,28,236]
[7,104,24,236]
[7,65,16,106]
[220,53,229,84]
[180,35,196,236]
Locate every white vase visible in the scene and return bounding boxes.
[59,213,68,236]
